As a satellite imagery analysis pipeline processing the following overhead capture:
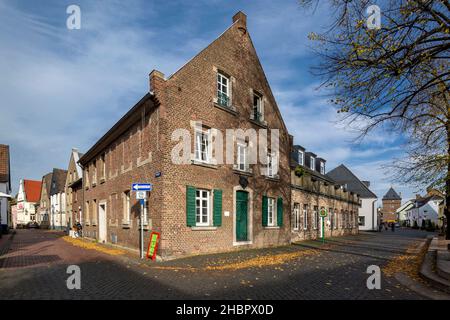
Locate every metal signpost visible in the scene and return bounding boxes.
[319,208,328,244]
[132,183,152,259]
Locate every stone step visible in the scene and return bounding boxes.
[420,250,450,294]
[437,251,450,281]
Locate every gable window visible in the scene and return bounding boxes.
[267,152,277,178]
[195,129,211,163]
[195,189,210,226]
[310,156,315,171]
[267,197,276,227]
[293,203,300,231]
[320,161,325,175]
[252,92,263,122]
[298,151,304,166]
[237,141,248,171]
[217,72,230,107]
[303,204,308,230]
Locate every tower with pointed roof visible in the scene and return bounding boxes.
[381,187,402,223]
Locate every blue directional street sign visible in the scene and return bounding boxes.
[132,183,153,191]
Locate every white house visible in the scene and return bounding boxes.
[406,195,443,228]
[16,179,42,226]
[0,144,11,232]
[396,200,415,226]
[49,168,68,230]
[327,164,378,231]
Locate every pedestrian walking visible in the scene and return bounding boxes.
[391,223,395,232]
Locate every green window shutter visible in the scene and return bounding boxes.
[213,189,223,227]
[186,186,196,227]
[262,195,268,227]
[277,197,283,227]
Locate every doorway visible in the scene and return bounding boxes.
[236,191,248,242]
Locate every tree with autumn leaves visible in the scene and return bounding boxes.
[301,0,449,238]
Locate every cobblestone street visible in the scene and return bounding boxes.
[0,229,436,299]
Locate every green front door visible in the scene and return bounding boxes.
[236,191,248,241]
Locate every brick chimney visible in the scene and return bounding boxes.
[233,11,247,30]
[149,69,165,94]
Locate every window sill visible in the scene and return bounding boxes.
[249,118,268,128]
[232,167,253,176]
[100,177,106,184]
[213,102,238,116]
[122,220,131,229]
[91,221,97,226]
[264,175,280,182]
[264,226,280,230]
[92,182,97,187]
[191,226,218,231]
[191,160,218,169]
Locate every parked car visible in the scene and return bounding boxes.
[26,221,39,229]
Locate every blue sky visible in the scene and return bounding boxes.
[0,0,418,204]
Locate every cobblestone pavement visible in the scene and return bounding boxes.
[0,228,435,299]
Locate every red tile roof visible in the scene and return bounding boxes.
[24,179,42,203]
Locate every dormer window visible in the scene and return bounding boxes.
[310,156,315,171]
[320,161,325,174]
[217,72,230,107]
[298,151,304,166]
[252,91,263,122]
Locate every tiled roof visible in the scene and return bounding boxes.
[383,187,401,200]
[326,164,378,199]
[0,144,10,183]
[50,168,68,195]
[24,179,42,202]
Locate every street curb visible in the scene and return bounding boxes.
[393,237,450,300]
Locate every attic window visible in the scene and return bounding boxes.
[298,151,304,166]
[310,156,315,171]
[217,72,230,107]
[252,91,263,122]
[320,162,325,175]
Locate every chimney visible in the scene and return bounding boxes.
[149,69,165,94]
[233,11,247,30]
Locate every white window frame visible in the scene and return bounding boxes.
[237,141,248,171]
[310,157,315,171]
[293,203,300,231]
[267,197,276,227]
[217,72,230,105]
[320,162,325,175]
[267,152,277,178]
[313,206,318,229]
[195,129,211,163]
[195,189,211,227]
[298,151,304,166]
[253,92,263,121]
[333,208,338,229]
[303,204,308,230]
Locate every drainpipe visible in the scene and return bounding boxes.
[372,199,377,231]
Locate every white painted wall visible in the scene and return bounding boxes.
[406,199,440,227]
[16,179,37,225]
[358,198,378,231]
[50,192,66,229]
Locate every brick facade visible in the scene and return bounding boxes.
[78,12,359,259]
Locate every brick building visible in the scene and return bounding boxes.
[79,11,360,259]
[65,148,84,228]
[381,187,402,223]
[290,146,360,241]
[79,12,293,258]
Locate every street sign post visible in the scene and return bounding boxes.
[319,208,328,244]
[132,183,152,259]
[132,183,152,191]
